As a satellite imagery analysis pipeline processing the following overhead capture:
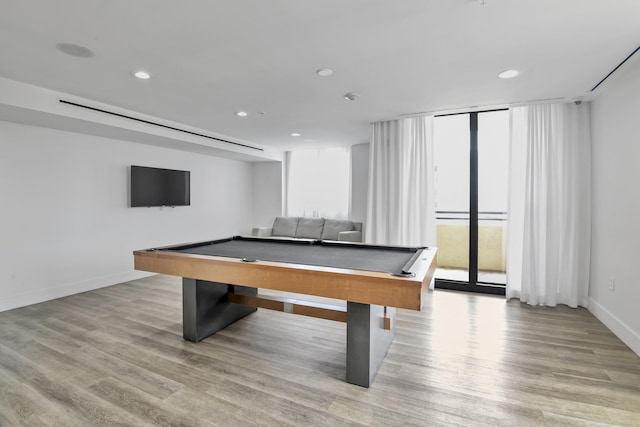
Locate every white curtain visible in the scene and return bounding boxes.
[366,116,436,247]
[506,103,591,307]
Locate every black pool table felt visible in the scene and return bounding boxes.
[169,238,423,276]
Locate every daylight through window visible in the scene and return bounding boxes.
[286,147,350,219]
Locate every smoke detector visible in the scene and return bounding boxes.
[344,92,360,101]
[56,43,95,58]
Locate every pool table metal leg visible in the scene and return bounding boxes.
[182,278,257,342]
[346,302,396,387]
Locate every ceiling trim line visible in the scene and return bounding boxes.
[590,45,640,92]
[58,99,263,151]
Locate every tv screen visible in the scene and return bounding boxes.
[130,165,190,207]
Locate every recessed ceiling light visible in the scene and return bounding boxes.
[344,92,360,101]
[498,69,519,79]
[56,43,95,58]
[133,70,151,80]
[235,111,248,117]
[316,68,333,77]
[291,133,301,137]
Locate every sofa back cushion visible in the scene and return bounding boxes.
[295,218,325,239]
[272,217,299,237]
[321,219,354,240]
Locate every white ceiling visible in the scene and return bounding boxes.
[1,0,639,152]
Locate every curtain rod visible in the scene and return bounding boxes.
[396,97,567,119]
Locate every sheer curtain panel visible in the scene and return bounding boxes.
[366,116,436,247]
[506,103,591,307]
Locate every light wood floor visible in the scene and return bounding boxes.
[1,275,639,426]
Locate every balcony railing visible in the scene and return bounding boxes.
[436,211,507,274]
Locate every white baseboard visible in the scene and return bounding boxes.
[0,270,154,313]
[588,298,640,357]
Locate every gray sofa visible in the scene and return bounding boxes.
[252,217,363,242]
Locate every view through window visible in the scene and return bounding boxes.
[433,110,509,288]
[286,147,350,219]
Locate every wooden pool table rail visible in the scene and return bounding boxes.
[134,244,437,311]
[227,292,348,323]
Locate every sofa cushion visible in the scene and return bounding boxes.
[272,217,299,237]
[295,218,325,239]
[321,219,354,240]
[337,230,362,242]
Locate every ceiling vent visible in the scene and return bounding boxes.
[58,100,263,151]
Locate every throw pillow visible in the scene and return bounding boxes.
[295,218,325,239]
[321,219,354,240]
[272,217,299,237]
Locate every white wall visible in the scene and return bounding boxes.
[0,120,253,312]
[252,161,283,227]
[589,57,640,355]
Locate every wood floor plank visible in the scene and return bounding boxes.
[1,275,639,426]
[204,378,365,427]
[0,342,153,426]
[0,367,45,425]
[162,387,281,427]
[88,377,209,427]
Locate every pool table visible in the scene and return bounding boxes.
[134,236,437,387]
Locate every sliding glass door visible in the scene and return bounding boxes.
[477,111,509,285]
[433,114,470,282]
[433,110,509,293]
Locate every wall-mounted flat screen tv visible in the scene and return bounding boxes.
[130,165,191,207]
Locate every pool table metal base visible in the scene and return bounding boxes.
[182,278,396,387]
[182,278,257,342]
[347,302,396,387]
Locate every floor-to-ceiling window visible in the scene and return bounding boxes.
[433,109,509,294]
